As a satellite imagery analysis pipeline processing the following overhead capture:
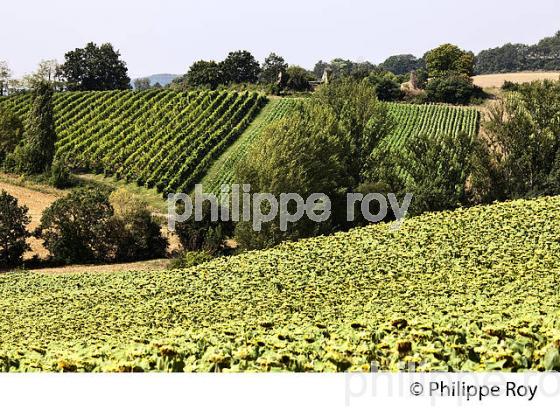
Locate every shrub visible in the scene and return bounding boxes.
[167,251,214,269]
[50,160,73,188]
[369,132,491,215]
[174,197,234,255]
[37,188,117,264]
[109,189,168,261]
[426,75,484,104]
[0,190,30,268]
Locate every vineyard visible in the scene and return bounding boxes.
[201,98,298,194]
[202,101,480,195]
[0,90,267,194]
[1,195,559,372]
[0,93,479,195]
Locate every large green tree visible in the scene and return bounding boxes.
[259,53,288,84]
[60,42,131,91]
[219,50,260,84]
[424,44,475,78]
[11,82,56,174]
[184,60,223,89]
[380,54,422,75]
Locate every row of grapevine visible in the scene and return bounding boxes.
[384,103,480,150]
[0,90,267,195]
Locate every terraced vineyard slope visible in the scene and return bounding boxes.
[0,90,267,194]
[1,196,559,372]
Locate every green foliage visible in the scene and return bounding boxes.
[476,31,560,74]
[0,106,23,164]
[485,80,560,198]
[366,71,404,101]
[203,98,298,195]
[184,60,223,90]
[284,66,313,91]
[109,189,168,262]
[60,42,131,91]
[10,82,56,174]
[380,54,422,75]
[0,190,30,268]
[425,74,484,105]
[133,78,151,91]
[168,251,214,270]
[0,196,559,371]
[37,188,117,264]
[0,90,266,195]
[234,102,350,249]
[424,44,475,78]
[370,132,490,215]
[219,50,261,84]
[315,78,394,184]
[50,159,73,188]
[174,198,234,255]
[259,53,288,84]
[37,188,167,264]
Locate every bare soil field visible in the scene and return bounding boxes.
[0,181,60,259]
[473,72,560,89]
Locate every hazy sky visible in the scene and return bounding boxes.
[2,0,559,78]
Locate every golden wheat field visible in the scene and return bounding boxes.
[472,72,560,88]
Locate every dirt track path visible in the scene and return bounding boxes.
[0,181,60,259]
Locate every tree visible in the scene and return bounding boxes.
[133,77,151,90]
[369,132,490,215]
[260,53,288,84]
[380,54,422,75]
[313,60,329,80]
[234,102,351,250]
[485,80,560,198]
[0,190,30,268]
[0,61,11,96]
[0,107,24,164]
[11,82,56,174]
[425,74,483,104]
[109,189,168,261]
[24,60,65,90]
[219,50,260,84]
[37,188,117,264]
[315,78,394,184]
[284,66,312,91]
[184,60,223,89]
[424,44,475,78]
[60,42,131,91]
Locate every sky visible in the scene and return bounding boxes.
[1,0,559,79]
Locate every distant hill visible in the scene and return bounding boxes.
[131,73,179,88]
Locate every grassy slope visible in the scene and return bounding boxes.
[1,196,559,372]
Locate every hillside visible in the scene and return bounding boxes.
[0,93,480,196]
[203,100,479,195]
[1,195,559,372]
[0,90,266,194]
